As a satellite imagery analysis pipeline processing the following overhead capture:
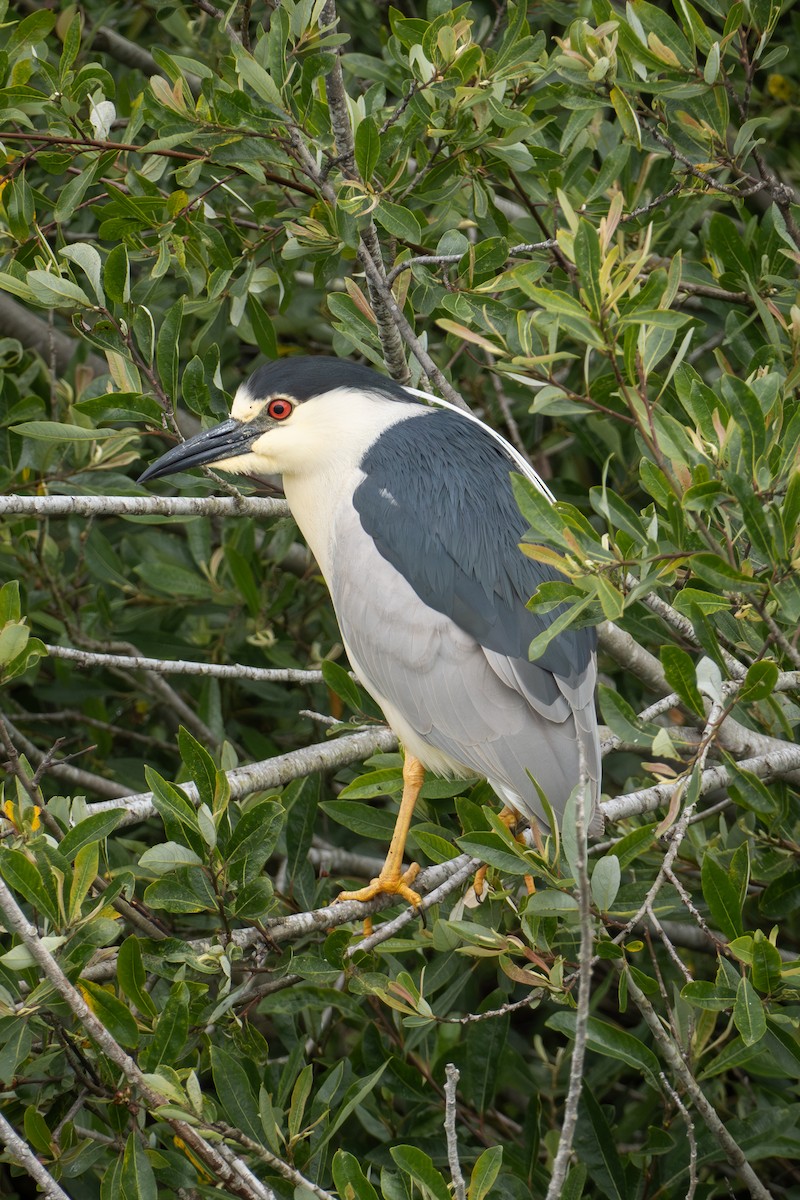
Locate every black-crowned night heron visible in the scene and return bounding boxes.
[139,356,600,904]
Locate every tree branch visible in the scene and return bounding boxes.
[444,1065,467,1200]
[45,644,323,685]
[0,876,277,1200]
[0,1110,73,1200]
[622,966,774,1200]
[0,495,288,520]
[545,743,593,1199]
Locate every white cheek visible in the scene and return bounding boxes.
[207,452,264,476]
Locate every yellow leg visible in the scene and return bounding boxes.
[336,754,424,907]
[474,806,536,897]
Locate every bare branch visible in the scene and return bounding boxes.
[659,1074,698,1200]
[45,644,323,685]
[86,726,399,822]
[0,495,288,520]
[0,1110,73,1200]
[444,1065,467,1200]
[622,967,775,1200]
[545,744,594,1199]
[603,745,800,823]
[1,710,135,800]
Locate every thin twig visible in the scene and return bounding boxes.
[46,644,323,685]
[444,1065,467,1200]
[622,967,774,1200]
[659,1074,698,1200]
[545,743,593,1199]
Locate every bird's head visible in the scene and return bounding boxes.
[138,356,420,485]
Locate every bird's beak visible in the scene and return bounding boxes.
[138,418,258,483]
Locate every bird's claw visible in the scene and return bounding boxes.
[335,862,422,907]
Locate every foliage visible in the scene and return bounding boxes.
[0,0,798,1197]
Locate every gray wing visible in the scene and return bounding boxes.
[330,500,601,833]
[353,408,595,689]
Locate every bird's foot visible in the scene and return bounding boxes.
[335,862,422,907]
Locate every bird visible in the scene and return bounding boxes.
[139,355,601,905]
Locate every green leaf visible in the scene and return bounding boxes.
[141,981,189,1072]
[574,220,602,317]
[0,581,21,625]
[60,810,123,862]
[700,854,743,940]
[10,421,121,442]
[314,1062,388,1153]
[734,976,766,1046]
[177,726,217,812]
[0,849,59,924]
[225,797,284,884]
[591,856,621,912]
[321,659,363,711]
[580,1084,629,1200]
[456,831,532,876]
[23,1105,52,1156]
[391,1146,451,1200]
[375,201,422,243]
[660,645,705,717]
[139,841,204,874]
[681,980,736,1010]
[79,980,139,1048]
[332,1151,380,1200]
[211,1045,264,1142]
[156,296,184,404]
[145,767,203,856]
[144,867,216,913]
[245,295,277,358]
[673,587,731,615]
[610,824,656,870]
[321,799,399,840]
[597,685,654,747]
[468,1145,503,1200]
[751,932,783,995]
[27,270,92,309]
[546,1010,660,1089]
[232,42,284,106]
[117,937,158,1020]
[528,593,595,661]
[69,841,98,922]
[760,869,800,918]
[524,890,579,917]
[355,116,380,181]
[120,1132,157,1200]
[737,660,779,703]
[609,86,642,148]
[104,244,130,304]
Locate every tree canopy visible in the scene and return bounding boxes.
[0,0,799,1197]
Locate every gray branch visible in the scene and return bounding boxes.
[319,0,409,382]
[46,644,323,685]
[623,967,774,1200]
[603,745,800,823]
[444,1065,467,1200]
[0,495,289,520]
[86,726,399,823]
[545,746,594,1199]
[0,1111,73,1200]
[598,622,799,769]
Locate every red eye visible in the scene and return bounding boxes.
[267,397,293,421]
